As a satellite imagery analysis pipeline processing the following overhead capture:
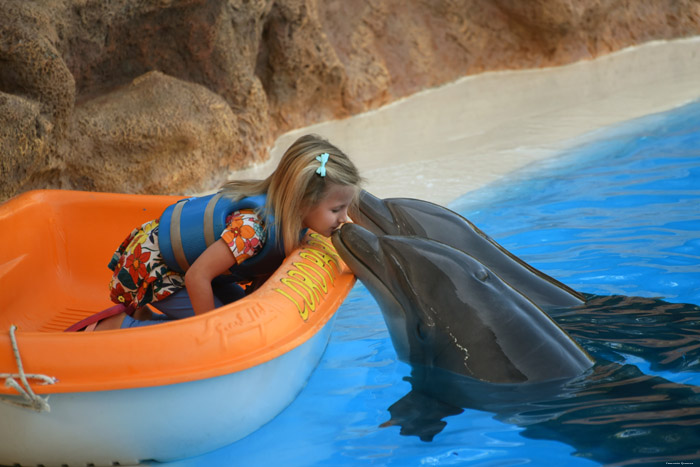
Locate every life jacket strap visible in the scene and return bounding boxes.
[203,192,224,247]
[170,200,190,272]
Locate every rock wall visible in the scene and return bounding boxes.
[2,0,699,201]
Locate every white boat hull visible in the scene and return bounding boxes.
[0,316,335,466]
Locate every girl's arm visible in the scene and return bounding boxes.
[184,239,237,315]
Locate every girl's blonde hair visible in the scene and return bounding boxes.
[221,134,362,254]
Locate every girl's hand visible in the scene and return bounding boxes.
[185,239,237,315]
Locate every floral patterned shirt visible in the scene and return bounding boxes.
[108,209,265,309]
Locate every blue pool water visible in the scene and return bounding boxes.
[163,99,700,465]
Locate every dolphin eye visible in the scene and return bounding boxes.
[476,268,489,282]
[416,322,428,341]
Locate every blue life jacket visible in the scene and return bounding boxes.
[158,192,285,284]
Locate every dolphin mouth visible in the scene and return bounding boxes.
[332,224,414,361]
[331,223,383,279]
[331,224,406,317]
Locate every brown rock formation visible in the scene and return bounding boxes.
[69,71,242,193]
[1,0,699,201]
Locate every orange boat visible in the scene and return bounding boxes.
[0,189,355,466]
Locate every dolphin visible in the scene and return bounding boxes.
[352,190,585,309]
[332,223,594,383]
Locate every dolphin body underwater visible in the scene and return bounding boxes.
[384,359,700,464]
[351,190,585,309]
[331,223,594,383]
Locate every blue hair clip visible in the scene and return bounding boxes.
[316,153,330,177]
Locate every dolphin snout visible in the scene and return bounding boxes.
[332,223,384,274]
[357,190,396,234]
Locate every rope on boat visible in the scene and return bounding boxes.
[0,325,56,412]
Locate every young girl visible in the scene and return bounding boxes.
[68,134,362,331]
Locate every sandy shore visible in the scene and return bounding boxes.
[231,36,700,206]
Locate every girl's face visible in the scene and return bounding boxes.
[302,183,357,237]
